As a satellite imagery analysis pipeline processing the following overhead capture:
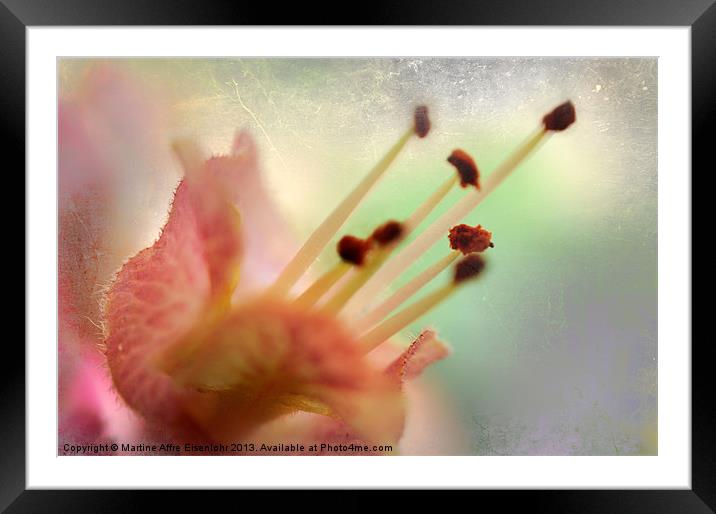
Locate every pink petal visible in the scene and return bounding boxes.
[59,64,178,445]
[209,132,297,296]
[104,161,243,433]
[250,412,388,455]
[385,329,451,383]
[59,64,178,354]
[58,347,144,449]
[58,349,107,443]
[155,298,405,444]
[398,380,470,455]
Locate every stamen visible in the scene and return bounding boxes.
[268,106,430,297]
[357,254,486,353]
[370,220,404,246]
[448,224,493,253]
[346,101,576,314]
[453,253,487,284]
[414,106,431,138]
[338,235,374,266]
[447,149,480,189]
[405,148,480,231]
[323,148,482,315]
[293,262,350,308]
[543,101,576,131]
[403,175,458,231]
[320,222,405,314]
[352,250,460,334]
[294,235,371,307]
[353,224,493,333]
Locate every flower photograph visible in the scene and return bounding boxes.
[58,57,657,456]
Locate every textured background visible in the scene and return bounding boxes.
[59,58,657,455]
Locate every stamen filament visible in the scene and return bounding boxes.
[293,262,351,308]
[268,127,414,297]
[404,175,459,231]
[358,253,486,352]
[347,127,548,313]
[357,285,455,353]
[353,250,461,333]
[295,140,467,311]
[321,172,462,315]
[320,247,392,314]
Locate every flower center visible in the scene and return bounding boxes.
[104,99,576,444]
[263,101,575,351]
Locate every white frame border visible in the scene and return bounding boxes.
[27,27,690,489]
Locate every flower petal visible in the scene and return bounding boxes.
[104,153,244,435]
[250,412,391,455]
[59,345,145,450]
[385,329,451,383]
[210,131,297,296]
[59,64,178,446]
[59,349,108,444]
[59,64,179,352]
[159,299,405,443]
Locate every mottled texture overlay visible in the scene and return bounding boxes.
[59,58,657,455]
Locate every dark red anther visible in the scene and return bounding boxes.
[453,254,486,284]
[543,101,576,131]
[447,149,480,189]
[370,221,404,246]
[448,224,493,254]
[337,236,373,266]
[414,106,431,138]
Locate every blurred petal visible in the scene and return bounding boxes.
[398,380,470,455]
[58,347,145,449]
[385,329,451,383]
[59,64,179,445]
[59,65,179,351]
[239,330,453,452]
[104,155,244,434]
[216,131,297,296]
[160,299,404,444]
[58,349,107,443]
[251,412,387,455]
[251,382,469,456]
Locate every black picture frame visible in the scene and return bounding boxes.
[8,0,709,510]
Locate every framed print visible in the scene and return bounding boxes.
[10,0,710,510]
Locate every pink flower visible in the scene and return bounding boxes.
[59,65,179,447]
[101,134,455,446]
[59,64,574,454]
